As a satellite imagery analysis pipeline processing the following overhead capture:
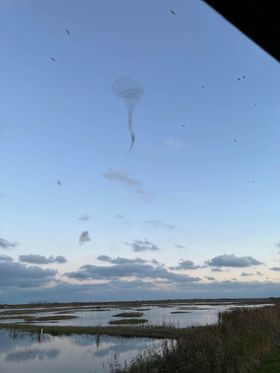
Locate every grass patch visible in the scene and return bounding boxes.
[33,315,78,321]
[109,319,148,325]
[256,347,280,372]
[0,307,111,316]
[113,312,144,318]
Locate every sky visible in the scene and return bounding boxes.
[0,0,280,304]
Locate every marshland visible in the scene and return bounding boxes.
[1,298,280,372]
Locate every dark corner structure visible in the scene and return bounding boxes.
[203,1,280,63]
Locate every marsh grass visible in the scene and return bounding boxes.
[109,319,148,325]
[113,312,144,318]
[114,304,280,373]
[0,314,77,322]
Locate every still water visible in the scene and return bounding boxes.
[0,330,167,373]
[0,303,273,327]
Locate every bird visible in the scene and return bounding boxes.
[201,85,206,88]
[242,75,246,79]
[181,123,187,128]
[65,28,70,35]
[50,57,56,62]
[56,180,62,186]
[251,180,255,184]
[233,138,238,143]
[170,9,176,15]
[237,77,241,81]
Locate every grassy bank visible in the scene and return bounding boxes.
[0,322,190,339]
[115,305,280,373]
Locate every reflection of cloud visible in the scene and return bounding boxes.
[19,254,67,265]
[127,239,159,252]
[0,255,13,262]
[5,349,59,362]
[206,255,262,268]
[0,332,51,353]
[0,237,18,249]
[143,220,175,230]
[169,260,200,270]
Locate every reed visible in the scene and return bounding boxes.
[115,304,280,373]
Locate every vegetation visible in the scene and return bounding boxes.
[0,314,77,322]
[113,312,144,318]
[0,322,187,338]
[109,319,148,325]
[114,305,280,373]
[256,347,280,372]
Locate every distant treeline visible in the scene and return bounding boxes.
[1,297,279,309]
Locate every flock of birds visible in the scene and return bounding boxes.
[48,9,257,245]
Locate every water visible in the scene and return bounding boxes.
[0,303,273,327]
[0,330,167,373]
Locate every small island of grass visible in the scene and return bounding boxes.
[109,318,148,325]
[112,312,144,318]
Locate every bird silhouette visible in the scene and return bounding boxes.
[65,28,70,35]
[50,57,56,62]
[57,180,62,186]
[170,9,176,15]
[242,75,246,79]
[201,85,206,88]
[233,138,238,143]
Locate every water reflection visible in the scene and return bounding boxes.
[5,348,59,362]
[0,330,166,373]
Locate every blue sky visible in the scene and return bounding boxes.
[0,0,280,303]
